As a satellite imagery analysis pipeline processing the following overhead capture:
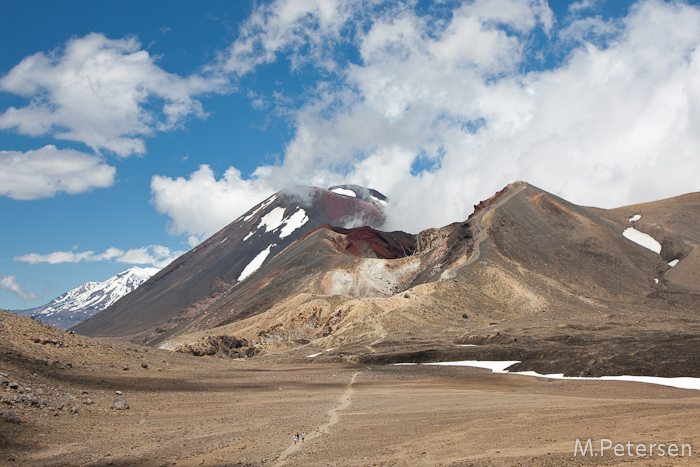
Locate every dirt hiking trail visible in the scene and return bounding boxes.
[272,370,361,466]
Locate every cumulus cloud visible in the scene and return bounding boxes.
[112,245,186,268]
[0,145,115,200]
[0,33,226,157]
[15,245,184,269]
[0,274,37,301]
[218,0,368,76]
[568,0,604,13]
[157,0,700,237]
[150,164,275,239]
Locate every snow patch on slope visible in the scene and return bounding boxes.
[331,187,356,197]
[258,207,287,232]
[371,195,387,206]
[424,360,519,372]
[244,207,310,241]
[238,244,276,282]
[279,208,309,238]
[413,361,700,391]
[629,214,641,222]
[623,228,661,254]
[243,195,277,222]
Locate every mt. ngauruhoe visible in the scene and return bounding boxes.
[73,185,388,343]
[74,182,700,377]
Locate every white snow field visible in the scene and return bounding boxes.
[331,187,356,197]
[237,244,276,281]
[623,227,662,254]
[424,360,520,372]
[244,207,309,241]
[258,207,286,232]
[243,195,277,222]
[371,195,388,206]
[307,348,335,358]
[413,361,700,391]
[278,208,309,238]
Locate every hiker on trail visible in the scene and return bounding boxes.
[293,434,297,445]
[302,433,305,442]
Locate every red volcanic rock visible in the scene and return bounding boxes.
[320,190,385,228]
[329,226,415,259]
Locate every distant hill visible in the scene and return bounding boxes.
[12,266,159,329]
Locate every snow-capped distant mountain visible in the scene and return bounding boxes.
[12,266,160,329]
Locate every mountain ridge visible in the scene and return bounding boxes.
[12,266,159,329]
[72,181,700,377]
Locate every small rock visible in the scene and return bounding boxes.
[110,399,129,410]
[141,363,149,369]
[8,454,15,461]
[84,398,94,405]
[70,406,80,414]
[5,413,20,424]
[122,366,129,371]
[462,313,469,319]
[115,391,122,395]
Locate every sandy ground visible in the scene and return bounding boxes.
[2,355,699,467]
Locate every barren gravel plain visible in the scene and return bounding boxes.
[2,308,699,467]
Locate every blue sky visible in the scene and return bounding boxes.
[2,0,700,310]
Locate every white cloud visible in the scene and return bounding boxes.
[150,164,275,238]
[14,245,184,269]
[155,0,700,237]
[0,33,226,157]
[114,245,186,268]
[0,145,115,200]
[558,15,619,44]
[217,0,388,76]
[0,275,37,302]
[568,0,603,14]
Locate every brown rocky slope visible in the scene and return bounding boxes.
[149,182,700,378]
